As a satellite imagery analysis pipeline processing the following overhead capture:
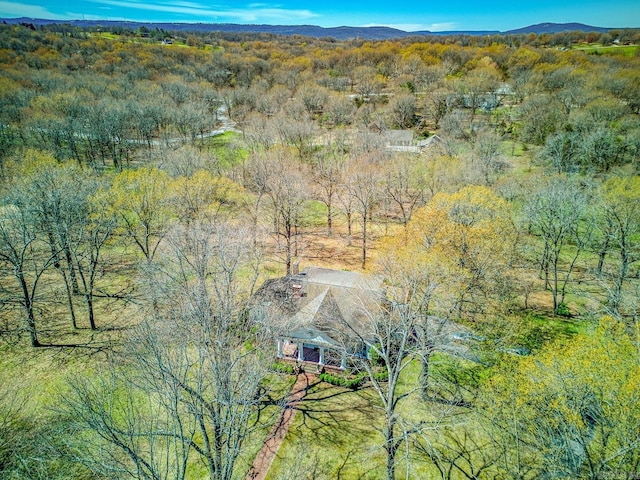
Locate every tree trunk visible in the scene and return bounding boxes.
[419,342,433,400]
[596,229,610,276]
[47,233,77,327]
[27,306,40,347]
[64,245,79,294]
[361,210,368,270]
[86,292,96,330]
[612,242,630,315]
[285,220,293,276]
[552,256,560,314]
[596,249,608,276]
[18,272,39,347]
[540,242,550,290]
[63,269,78,329]
[384,415,397,480]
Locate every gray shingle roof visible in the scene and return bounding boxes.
[252,267,383,348]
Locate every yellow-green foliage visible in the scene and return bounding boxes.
[170,169,246,221]
[382,185,516,317]
[486,317,640,477]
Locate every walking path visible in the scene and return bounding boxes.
[246,372,315,480]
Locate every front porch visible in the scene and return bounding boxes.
[277,339,347,372]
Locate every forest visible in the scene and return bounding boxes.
[0,22,639,479]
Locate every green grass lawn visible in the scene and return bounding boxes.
[267,380,385,479]
[265,358,474,479]
[575,44,639,57]
[236,373,298,477]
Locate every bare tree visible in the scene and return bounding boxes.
[383,154,427,229]
[342,262,430,480]
[414,425,502,480]
[83,99,136,170]
[255,85,290,118]
[72,200,117,331]
[298,82,329,117]
[472,128,507,186]
[353,66,384,102]
[243,153,273,249]
[337,179,356,247]
[66,368,194,480]
[388,93,417,129]
[455,67,501,120]
[0,201,58,347]
[157,145,209,178]
[243,112,278,153]
[12,163,92,329]
[66,220,270,480]
[323,95,356,127]
[539,131,582,174]
[312,146,345,236]
[347,157,383,269]
[258,151,309,275]
[103,167,173,262]
[0,386,87,479]
[0,387,27,472]
[275,102,317,160]
[425,90,452,130]
[524,177,592,314]
[597,177,640,317]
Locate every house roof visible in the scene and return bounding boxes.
[297,267,380,291]
[288,326,338,347]
[416,135,442,147]
[252,267,383,349]
[383,129,414,145]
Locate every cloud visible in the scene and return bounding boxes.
[0,1,68,19]
[426,22,459,32]
[88,0,318,23]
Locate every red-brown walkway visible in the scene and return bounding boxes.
[246,372,314,480]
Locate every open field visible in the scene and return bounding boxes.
[574,43,639,56]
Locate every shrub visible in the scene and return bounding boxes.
[556,302,571,317]
[373,369,389,382]
[271,361,295,374]
[319,372,366,390]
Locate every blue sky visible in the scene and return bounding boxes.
[1,0,638,31]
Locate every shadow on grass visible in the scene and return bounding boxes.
[292,382,379,448]
[30,334,118,363]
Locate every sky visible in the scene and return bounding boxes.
[0,0,639,32]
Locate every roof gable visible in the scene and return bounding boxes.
[253,267,383,347]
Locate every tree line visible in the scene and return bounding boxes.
[0,23,639,479]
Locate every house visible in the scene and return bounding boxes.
[383,130,443,153]
[416,134,442,149]
[252,267,383,372]
[383,129,414,150]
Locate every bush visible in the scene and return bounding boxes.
[368,346,385,366]
[556,303,571,317]
[319,372,366,389]
[270,361,295,374]
[373,369,389,382]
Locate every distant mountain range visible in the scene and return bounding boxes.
[0,18,627,40]
[505,22,614,34]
